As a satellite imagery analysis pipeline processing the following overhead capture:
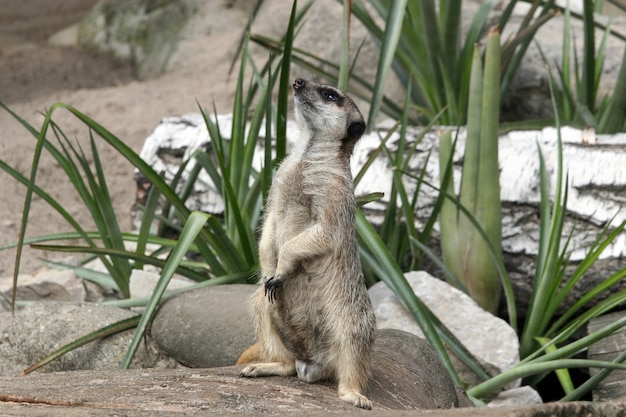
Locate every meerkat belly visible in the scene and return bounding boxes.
[269,273,325,358]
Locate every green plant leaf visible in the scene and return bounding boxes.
[536,337,575,394]
[121,211,211,368]
[367,0,408,129]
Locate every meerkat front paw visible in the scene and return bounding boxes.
[264,275,283,303]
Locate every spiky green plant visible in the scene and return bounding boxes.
[1,0,302,369]
[542,0,626,133]
[342,0,558,126]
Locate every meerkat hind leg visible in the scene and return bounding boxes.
[336,351,372,409]
[240,361,296,378]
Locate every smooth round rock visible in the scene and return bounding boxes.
[369,328,460,409]
[150,284,257,368]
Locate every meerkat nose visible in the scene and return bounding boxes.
[293,78,306,90]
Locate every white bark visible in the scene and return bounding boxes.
[135,114,626,310]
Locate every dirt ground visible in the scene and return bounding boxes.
[0,1,247,279]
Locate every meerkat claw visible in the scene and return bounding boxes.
[264,277,280,303]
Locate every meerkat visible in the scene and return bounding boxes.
[239,78,376,409]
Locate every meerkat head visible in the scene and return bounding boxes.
[292,78,366,157]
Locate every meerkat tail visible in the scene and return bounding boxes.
[236,343,261,365]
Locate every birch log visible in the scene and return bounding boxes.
[135,113,626,315]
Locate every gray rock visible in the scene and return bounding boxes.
[487,386,543,408]
[150,284,258,367]
[0,292,11,312]
[0,268,86,303]
[151,283,461,409]
[369,271,519,388]
[81,257,194,301]
[76,0,253,80]
[0,302,177,377]
[128,269,195,300]
[150,285,461,408]
[77,0,195,80]
[371,328,460,409]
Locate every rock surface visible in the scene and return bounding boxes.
[369,271,519,389]
[0,302,177,377]
[0,368,625,416]
[0,328,460,412]
[150,285,258,367]
[487,386,543,408]
[0,268,87,303]
[77,0,239,80]
[368,329,460,409]
[150,288,461,409]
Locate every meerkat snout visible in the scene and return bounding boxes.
[293,77,306,90]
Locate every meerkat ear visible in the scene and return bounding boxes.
[347,120,366,140]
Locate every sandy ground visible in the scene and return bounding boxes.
[0,1,249,279]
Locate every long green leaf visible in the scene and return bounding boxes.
[469,359,626,399]
[121,211,210,368]
[104,270,253,309]
[30,244,209,283]
[275,0,298,162]
[367,0,408,128]
[10,103,60,312]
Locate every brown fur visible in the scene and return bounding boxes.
[239,79,376,409]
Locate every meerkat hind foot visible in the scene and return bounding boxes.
[339,391,372,410]
[240,361,296,378]
[295,359,326,383]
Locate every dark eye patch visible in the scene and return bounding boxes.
[323,89,337,101]
[319,88,344,105]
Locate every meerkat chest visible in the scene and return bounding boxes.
[274,161,314,208]
[271,163,315,237]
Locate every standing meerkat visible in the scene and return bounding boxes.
[239,78,376,409]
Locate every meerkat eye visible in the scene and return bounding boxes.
[323,90,338,102]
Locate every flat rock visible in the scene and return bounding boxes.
[150,284,258,367]
[369,329,459,409]
[0,302,177,377]
[0,268,86,303]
